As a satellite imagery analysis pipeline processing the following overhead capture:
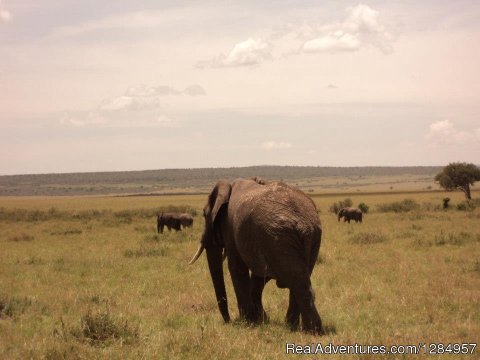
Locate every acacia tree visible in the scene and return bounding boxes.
[435,162,480,200]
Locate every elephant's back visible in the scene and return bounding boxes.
[232,181,320,230]
[230,180,321,276]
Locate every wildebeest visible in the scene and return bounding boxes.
[157,212,194,233]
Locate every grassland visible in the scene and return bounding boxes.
[0,188,479,359]
[0,166,442,196]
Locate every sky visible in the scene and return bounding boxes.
[0,0,479,175]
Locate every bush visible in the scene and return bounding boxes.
[456,200,476,211]
[434,231,472,246]
[50,229,82,236]
[358,202,369,213]
[329,198,353,214]
[422,202,442,211]
[0,205,197,222]
[71,312,138,346]
[8,233,34,242]
[376,199,419,213]
[0,295,32,318]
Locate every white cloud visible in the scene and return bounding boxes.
[303,31,361,52]
[100,96,139,111]
[60,84,205,127]
[99,84,205,112]
[197,38,272,68]
[299,4,393,54]
[262,141,293,150]
[60,112,108,127]
[427,120,480,146]
[60,108,175,128]
[0,1,11,22]
[125,85,179,97]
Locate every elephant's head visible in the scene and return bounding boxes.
[337,208,345,221]
[189,180,231,322]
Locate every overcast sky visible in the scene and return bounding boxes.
[1,0,479,175]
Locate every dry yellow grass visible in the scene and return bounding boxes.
[0,190,479,359]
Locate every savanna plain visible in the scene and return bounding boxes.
[1,183,479,359]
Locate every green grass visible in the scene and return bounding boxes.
[0,190,479,359]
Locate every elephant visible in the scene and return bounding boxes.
[179,213,194,228]
[157,213,182,233]
[337,207,363,223]
[189,177,324,334]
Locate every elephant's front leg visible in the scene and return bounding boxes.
[227,253,252,321]
[250,275,270,323]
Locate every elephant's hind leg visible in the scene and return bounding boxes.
[291,281,324,334]
[265,251,323,334]
[286,291,300,330]
[250,275,270,323]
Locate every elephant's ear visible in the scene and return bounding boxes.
[210,180,232,225]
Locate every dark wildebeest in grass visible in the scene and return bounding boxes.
[157,212,194,233]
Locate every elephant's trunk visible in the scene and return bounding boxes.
[206,246,230,322]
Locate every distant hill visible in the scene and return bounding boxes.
[0,166,442,196]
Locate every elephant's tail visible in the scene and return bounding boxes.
[301,224,322,274]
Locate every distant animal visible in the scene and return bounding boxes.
[338,207,363,223]
[189,177,324,334]
[179,213,194,228]
[157,212,194,233]
[442,197,450,209]
[157,213,182,233]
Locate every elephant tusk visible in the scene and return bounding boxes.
[189,244,205,265]
[222,249,227,262]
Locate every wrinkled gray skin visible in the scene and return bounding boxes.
[157,213,182,233]
[190,178,324,334]
[338,207,363,223]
